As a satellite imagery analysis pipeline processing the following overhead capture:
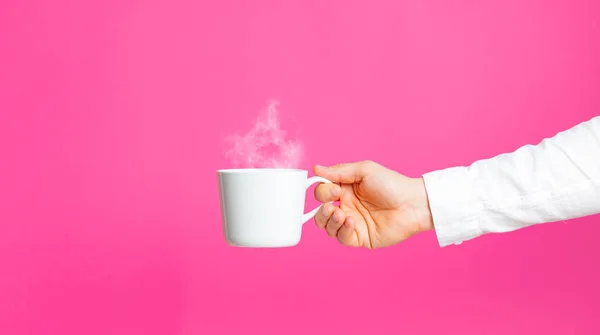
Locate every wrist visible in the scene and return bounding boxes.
[412,177,434,233]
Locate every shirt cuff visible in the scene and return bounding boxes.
[422,166,484,247]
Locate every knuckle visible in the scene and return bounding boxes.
[316,217,325,228]
[337,236,351,246]
[362,160,376,169]
[329,227,338,237]
[316,184,340,201]
[321,184,334,195]
[326,224,337,236]
[313,185,324,199]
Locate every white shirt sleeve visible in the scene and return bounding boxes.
[422,116,600,247]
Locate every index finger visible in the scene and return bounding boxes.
[314,183,342,202]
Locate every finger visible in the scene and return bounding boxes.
[314,183,341,202]
[326,208,346,237]
[314,161,373,184]
[315,203,335,230]
[337,216,356,246]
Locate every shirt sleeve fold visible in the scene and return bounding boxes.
[423,116,600,247]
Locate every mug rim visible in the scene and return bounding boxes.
[217,168,307,174]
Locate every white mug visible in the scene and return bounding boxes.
[217,168,332,247]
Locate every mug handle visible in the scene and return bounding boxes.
[302,176,333,225]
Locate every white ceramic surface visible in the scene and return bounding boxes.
[217,168,332,247]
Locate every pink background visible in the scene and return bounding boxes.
[1,0,599,334]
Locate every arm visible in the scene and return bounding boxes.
[422,116,600,247]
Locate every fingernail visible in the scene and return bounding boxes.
[332,212,339,223]
[316,165,327,169]
[330,188,339,198]
[321,205,330,216]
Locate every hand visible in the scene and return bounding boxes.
[313,161,434,249]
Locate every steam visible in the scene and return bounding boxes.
[224,100,303,169]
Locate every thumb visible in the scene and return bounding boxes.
[314,161,372,184]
